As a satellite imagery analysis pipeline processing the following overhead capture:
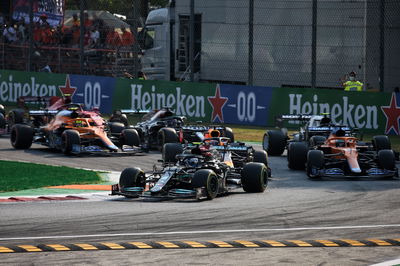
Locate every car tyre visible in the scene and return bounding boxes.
[263,130,286,156]
[223,127,234,142]
[253,150,268,167]
[158,127,178,150]
[287,142,308,170]
[378,149,396,170]
[108,122,125,135]
[306,150,324,179]
[373,135,391,151]
[121,128,140,146]
[162,143,183,163]
[61,129,80,155]
[309,136,326,147]
[7,109,25,127]
[241,162,268,192]
[0,113,6,129]
[10,124,33,149]
[119,167,146,197]
[192,169,219,200]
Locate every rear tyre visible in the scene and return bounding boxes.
[378,149,396,171]
[119,167,146,197]
[158,127,178,150]
[307,150,324,179]
[61,129,80,155]
[192,169,219,200]
[10,124,33,149]
[8,109,25,127]
[223,127,234,142]
[0,104,5,116]
[121,128,140,146]
[309,136,326,147]
[253,150,268,167]
[373,135,391,151]
[0,113,6,129]
[263,130,286,156]
[162,143,183,163]
[108,122,125,134]
[241,162,268,192]
[287,142,308,170]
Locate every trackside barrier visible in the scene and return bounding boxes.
[0,70,398,134]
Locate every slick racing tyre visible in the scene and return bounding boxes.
[108,122,125,135]
[373,135,391,151]
[192,169,219,200]
[241,162,268,193]
[162,143,183,163]
[263,130,286,156]
[0,113,6,129]
[309,136,326,147]
[61,129,81,155]
[119,167,146,197]
[287,142,308,170]
[253,150,268,167]
[223,127,234,142]
[121,128,140,146]
[7,109,25,128]
[158,127,179,150]
[378,150,396,171]
[0,104,5,116]
[10,124,34,149]
[306,150,324,179]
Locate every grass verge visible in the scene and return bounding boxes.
[0,160,101,193]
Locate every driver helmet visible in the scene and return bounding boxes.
[187,157,199,167]
[320,116,331,126]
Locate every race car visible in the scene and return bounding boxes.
[306,128,398,179]
[110,107,234,150]
[10,103,142,155]
[111,137,270,200]
[0,104,6,135]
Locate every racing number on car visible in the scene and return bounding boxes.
[84,82,101,109]
[237,91,256,122]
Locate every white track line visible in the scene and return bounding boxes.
[0,224,399,241]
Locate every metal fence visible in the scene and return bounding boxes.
[171,0,399,92]
[0,0,143,78]
[0,0,399,92]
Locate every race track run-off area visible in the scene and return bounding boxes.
[0,137,399,265]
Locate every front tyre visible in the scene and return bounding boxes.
[263,130,286,156]
[306,150,324,179]
[241,162,268,192]
[10,124,33,149]
[61,130,80,155]
[121,128,140,146]
[192,169,219,200]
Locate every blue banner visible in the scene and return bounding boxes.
[69,75,116,114]
[210,84,273,126]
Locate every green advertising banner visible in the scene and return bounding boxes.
[0,70,65,104]
[268,87,399,134]
[113,79,216,122]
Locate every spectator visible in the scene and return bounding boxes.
[89,26,100,48]
[3,23,17,44]
[120,26,134,46]
[83,12,92,30]
[39,14,49,27]
[72,13,80,27]
[342,71,363,91]
[17,18,26,44]
[0,12,5,26]
[105,27,121,48]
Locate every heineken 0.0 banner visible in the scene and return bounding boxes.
[0,70,399,135]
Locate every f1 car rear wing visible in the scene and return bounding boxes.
[28,110,58,116]
[119,109,150,115]
[275,114,313,128]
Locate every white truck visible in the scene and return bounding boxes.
[139,0,400,91]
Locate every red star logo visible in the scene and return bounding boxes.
[59,75,77,97]
[381,93,400,135]
[208,85,228,122]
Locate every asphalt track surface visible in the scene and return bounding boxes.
[0,137,399,265]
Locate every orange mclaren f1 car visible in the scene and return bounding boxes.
[10,104,142,155]
[306,128,398,179]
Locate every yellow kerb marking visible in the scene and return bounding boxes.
[74,244,98,250]
[316,240,339,247]
[287,240,312,247]
[340,239,365,246]
[101,242,125,249]
[18,245,42,252]
[366,239,391,246]
[0,246,14,253]
[157,241,179,248]
[129,242,152,249]
[261,240,286,247]
[183,241,206,248]
[234,240,259,247]
[209,241,233,248]
[46,244,70,251]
